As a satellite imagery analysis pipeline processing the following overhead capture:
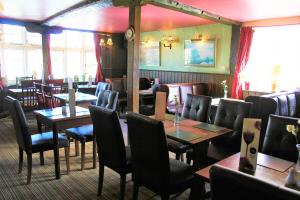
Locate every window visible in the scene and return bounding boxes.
[0,24,42,83]
[50,30,96,80]
[242,25,300,92]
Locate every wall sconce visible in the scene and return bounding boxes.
[99,36,113,47]
[161,36,178,49]
[192,34,203,41]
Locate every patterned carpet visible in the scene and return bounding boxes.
[0,113,193,200]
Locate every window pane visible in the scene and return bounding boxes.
[27,50,43,79]
[27,32,42,45]
[51,33,65,48]
[66,51,82,79]
[66,30,82,48]
[3,49,24,81]
[85,52,97,77]
[244,25,300,92]
[84,32,95,48]
[51,51,65,79]
[3,24,23,44]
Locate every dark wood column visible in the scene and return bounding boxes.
[127,0,141,112]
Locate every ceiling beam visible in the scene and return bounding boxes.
[42,0,114,27]
[142,0,241,25]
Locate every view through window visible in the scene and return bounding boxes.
[0,24,97,84]
[242,24,300,92]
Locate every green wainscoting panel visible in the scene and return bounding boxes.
[140,23,232,74]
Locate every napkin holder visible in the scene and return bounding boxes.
[68,89,76,115]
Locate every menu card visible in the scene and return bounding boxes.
[154,92,166,121]
[68,89,76,115]
[239,118,261,174]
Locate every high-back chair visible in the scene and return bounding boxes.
[210,165,300,200]
[95,82,110,97]
[139,84,169,116]
[207,99,252,161]
[127,112,195,200]
[168,94,212,160]
[245,96,277,151]
[65,90,119,170]
[262,114,298,162]
[89,106,131,199]
[34,82,45,109]
[5,96,70,184]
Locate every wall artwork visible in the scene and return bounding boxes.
[184,39,216,67]
[140,41,160,67]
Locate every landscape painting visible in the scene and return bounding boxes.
[140,41,160,67]
[184,39,216,67]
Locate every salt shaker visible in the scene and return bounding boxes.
[285,167,297,187]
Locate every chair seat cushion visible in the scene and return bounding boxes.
[65,125,93,142]
[31,132,69,153]
[167,138,190,154]
[168,158,194,192]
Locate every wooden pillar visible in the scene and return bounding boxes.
[41,34,50,81]
[127,0,141,112]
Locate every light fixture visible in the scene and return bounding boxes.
[191,34,203,41]
[99,36,113,47]
[161,35,178,49]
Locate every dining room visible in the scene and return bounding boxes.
[1,0,300,199]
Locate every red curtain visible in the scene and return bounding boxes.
[231,27,254,99]
[46,34,52,76]
[94,34,103,82]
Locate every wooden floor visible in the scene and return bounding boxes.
[0,113,194,200]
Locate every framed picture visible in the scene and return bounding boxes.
[140,41,160,67]
[184,39,216,67]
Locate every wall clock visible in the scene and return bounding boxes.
[125,26,135,41]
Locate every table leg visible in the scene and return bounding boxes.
[52,124,60,179]
[192,142,209,170]
[37,119,42,133]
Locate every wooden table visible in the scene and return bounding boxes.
[34,106,92,179]
[53,92,97,108]
[196,153,294,183]
[161,115,233,170]
[77,84,97,95]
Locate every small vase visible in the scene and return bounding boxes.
[224,90,228,98]
[173,109,180,127]
[296,144,300,172]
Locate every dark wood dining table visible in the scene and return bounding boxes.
[195,152,297,198]
[53,92,97,108]
[159,114,233,170]
[34,106,92,179]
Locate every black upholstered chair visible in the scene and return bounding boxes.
[127,112,195,200]
[5,96,70,184]
[210,165,300,200]
[168,94,212,160]
[245,96,277,151]
[262,114,298,162]
[139,84,169,116]
[207,99,252,161]
[65,90,119,170]
[139,77,151,90]
[89,106,131,199]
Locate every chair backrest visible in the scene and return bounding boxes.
[182,94,212,122]
[210,165,300,200]
[89,106,127,173]
[213,99,252,152]
[127,112,170,192]
[95,82,110,97]
[245,96,277,151]
[5,96,31,150]
[96,90,119,111]
[262,114,298,162]
[139,77,151,90]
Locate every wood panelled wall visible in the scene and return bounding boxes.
[140,70,233,97]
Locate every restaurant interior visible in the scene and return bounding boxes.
[0,0,300,199]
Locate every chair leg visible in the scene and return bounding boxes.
[133,183,139,200]
[180,154,184,162]
[27,152,32,184]
[175,153,180,160]
[98,164,104,196]
[65,147,70,174]
[75,140,79,156]
[120,174,126,200]
[40,151,44,165]
[92,139,97,169]
[18,148,23,174]
[81,142,85,170]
